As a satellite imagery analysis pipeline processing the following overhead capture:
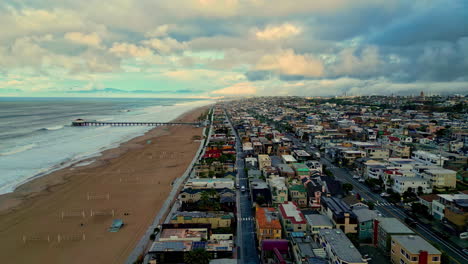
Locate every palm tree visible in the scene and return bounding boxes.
[184,248,212,264]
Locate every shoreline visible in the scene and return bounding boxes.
[0,105,209,264]
[0,105,207,214]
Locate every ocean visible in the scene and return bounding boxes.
[0,97,212,195]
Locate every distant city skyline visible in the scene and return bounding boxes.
[0,0,467,98]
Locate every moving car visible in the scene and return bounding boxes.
[380,192,390,197]
[353,175,360,179]
[241,186,246,192]
[358,178,365,183]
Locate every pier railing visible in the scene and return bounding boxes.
[72,120,206,127]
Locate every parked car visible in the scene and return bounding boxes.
[459,232,468,240]
[358,178,365,183]
[380,192,390,197]
[241,186,246,192]
[353,175,360,179]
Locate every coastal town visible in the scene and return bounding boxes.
[139,94,468,264]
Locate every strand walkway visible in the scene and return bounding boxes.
[71,119,205,127]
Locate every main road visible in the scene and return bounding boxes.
[224,108,260,264]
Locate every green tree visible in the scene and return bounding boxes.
[342,183,354,194]
[184,248,212,264]
[200,191,210,207]
[256,195,266,206]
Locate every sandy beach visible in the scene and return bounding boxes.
[0,106,208,264]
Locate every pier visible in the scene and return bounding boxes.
[71,119,206,127]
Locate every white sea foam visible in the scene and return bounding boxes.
[0,143,37,156]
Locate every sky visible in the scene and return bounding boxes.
[0,0,467,98]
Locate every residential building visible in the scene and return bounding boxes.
[392,176,431,194]
[391,235,441,264]
[373,217,414,253]
[433,193,468,229]
[317,229,367,264]
[260,239,290,264]
[288,181,308,207]
[292,163,311,177]
[365,148,390,160]
[418,194,439,215]
[255,207,282,242]
[282,154,298,164]
[279,201,307,236]
[170,211,234,229]
[321,197,358,234]
[305,214,333,234]
[352,207,378,242]
[258,154,272,170]
[250,179,272,205]
[292,149,312,162]
[290,234,327,264]
[184,178,235,190]
[268,175,288,205]
[421,168,457,189]
[387,144,411,158]
[412,151,448,167]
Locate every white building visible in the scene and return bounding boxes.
[392,176,431,194]
[412,150,448,167]
[267,175,288,204]
[281,154,297,164]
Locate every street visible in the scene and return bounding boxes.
[225,109,260,264]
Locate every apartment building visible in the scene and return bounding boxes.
[321,197,358,234]
[278,201,307,236]
[391,235,441,264]
[268,175,288,205]
[255,207,282,242]
[373,217,414,253]
[258,154,272,170]
[421,168,457,189]
[317,229,367,264]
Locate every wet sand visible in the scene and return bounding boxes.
[0,106,208,264]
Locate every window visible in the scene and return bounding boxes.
[432,257,439,262]
[400,259,405,264]
[401,249,406,255]
[411,257,418,262]
[391,249,395,254]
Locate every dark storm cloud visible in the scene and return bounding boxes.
[368,0,468,46]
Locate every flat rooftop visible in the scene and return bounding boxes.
[319,229,364,263]
[392,235,441,254]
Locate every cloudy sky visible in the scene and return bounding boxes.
[0,0,467,98]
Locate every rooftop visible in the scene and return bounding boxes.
[279,201,306,224]
[392,235,441,255]
[305,214,333,227]
[256,207,281,229]
[318,229,364,263]
[352,207,378,223]
[377,217,414,234]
